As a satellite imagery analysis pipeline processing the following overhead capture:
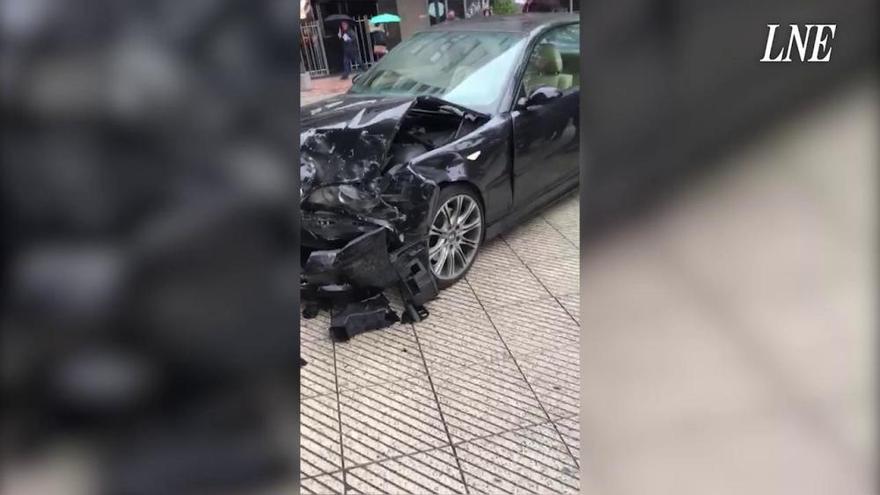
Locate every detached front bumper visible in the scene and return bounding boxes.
[302,227,399,289]
[301,226,437,337]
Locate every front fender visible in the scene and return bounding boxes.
[405,116,513,225]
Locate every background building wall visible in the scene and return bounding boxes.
[398,0,430,39]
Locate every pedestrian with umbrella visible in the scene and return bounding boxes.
[369,23,388,61]
[368,13,400,61]
[325,14,359,80]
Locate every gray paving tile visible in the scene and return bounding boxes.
[517,344,580,419]
[334,324,425,391]
[301,394,344,478]
[301,337,336,399]
[526,253,579,299]
[503,216,578,265]
[543,223,579,241]
[456,422,580,495]
[346,446,467,495]
[542,193,580,247]
[302,310,332,343]
[556,293,580,323]
[338,374,450,466]
[415,283,510,373]
[554,416,581,461]
[483,295,579,360]
[543,215,580,238]
[470,236,524,269]
[300,472,345,495]
[541,193,580,231]
[465,246,549,312]
[432,356,548,443]
[557,224,579,246]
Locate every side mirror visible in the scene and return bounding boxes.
[517,86,562,109]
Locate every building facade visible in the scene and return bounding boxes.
[299,0,578,76]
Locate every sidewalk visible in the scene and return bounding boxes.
[301,76,352,107]
[301,193,581,495]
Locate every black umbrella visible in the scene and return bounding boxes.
[324,14,355,23]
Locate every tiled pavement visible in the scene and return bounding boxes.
[301,76,352,107]
[300,193,581,495]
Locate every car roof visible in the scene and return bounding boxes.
[422,13,578,36]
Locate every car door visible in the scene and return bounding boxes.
[510,23,580,209]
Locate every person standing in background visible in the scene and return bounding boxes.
[338,20,359,80]
[370,23,388,61]
[446,10,457,21]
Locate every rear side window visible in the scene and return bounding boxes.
[520,23,581,95]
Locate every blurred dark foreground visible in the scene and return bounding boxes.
[1,1,300,494]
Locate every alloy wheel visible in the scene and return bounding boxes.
[428,194,482,281]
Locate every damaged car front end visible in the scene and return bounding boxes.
[301,96,489,338]
[300,16,581,339]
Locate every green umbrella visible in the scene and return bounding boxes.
[370,13,401,24]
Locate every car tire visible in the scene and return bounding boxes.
[427,185,484,289]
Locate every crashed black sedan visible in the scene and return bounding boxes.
[301,14,579,337]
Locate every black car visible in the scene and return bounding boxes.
[300,14,579,330]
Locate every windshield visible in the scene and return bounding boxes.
[349,31,528,115]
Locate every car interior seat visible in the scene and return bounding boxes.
[523,43,573,93]
[559,52,579,88]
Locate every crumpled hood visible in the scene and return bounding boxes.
[300,96,415,200]
[300,94,486,245]
[301,95,414,133]
[300,94,488,200]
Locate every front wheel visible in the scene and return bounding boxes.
[427,186,484,289]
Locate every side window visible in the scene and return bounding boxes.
[521,24,580,95]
